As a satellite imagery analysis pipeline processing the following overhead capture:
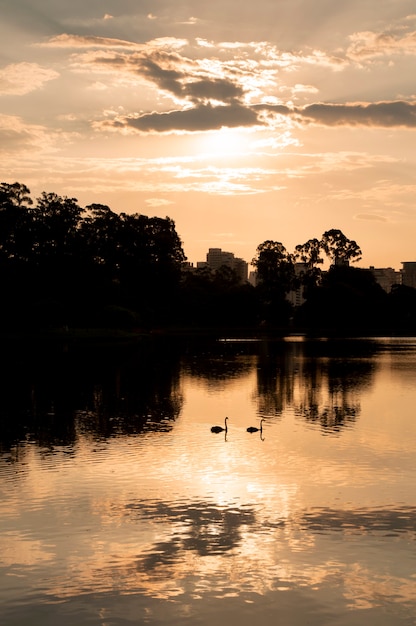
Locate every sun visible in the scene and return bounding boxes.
[197,128,250,158]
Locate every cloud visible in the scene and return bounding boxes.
[0,114,57,153]
[348,28,416,59]
[0,62,59,95]
[138,51,245,102]
[355,213,388,222]
[145,198,173,207]
[38,34,189,51]
[37,33,140,49]
[99,102,261,133]
[95,100,416,135]
[298,101,416,128]
[256,100,416,128]
[31,33,416,134]
[70,44,248,105]
[66,36,346,101]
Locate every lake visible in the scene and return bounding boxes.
[1,335,416,626]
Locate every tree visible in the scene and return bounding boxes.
[320,229,362,266]
[296,265,388,334]
[0,182,32,208]
[0,182,33,263]
[80,204,122,280]
[252,241,296,327]
[293,237,324,293]
[33,192,84,257]
[294,238,323,268]
[387,284,416,331]
[252,240,295,294]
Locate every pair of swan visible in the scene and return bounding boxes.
[211,417,264,433]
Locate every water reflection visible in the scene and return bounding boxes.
[0,338,183,452]
[1,337,416,625]
[129,500,256,561]
[300,505,416,535]
[0,337,382,454]
[255,340,376,432]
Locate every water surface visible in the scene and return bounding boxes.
[1,337,416,625]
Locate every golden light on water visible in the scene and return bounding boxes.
[2,339,416,623]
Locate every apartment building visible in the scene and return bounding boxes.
[201,248,249,283]
[401,262,416,289]
[369,266,401,293]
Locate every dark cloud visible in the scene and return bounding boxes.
[101,99,416,134]
[136,51,246,103]
[184,77,245,103]
[122,102,261,132]
[299,101,416,128]
[253,104,293,116]
[256,101,416,128]
[138,52,185,96]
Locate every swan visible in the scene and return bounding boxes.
[247,419,264,433]
[211,417,228,433]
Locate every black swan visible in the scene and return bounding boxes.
[211,416,228,433]
[247,419,264,433]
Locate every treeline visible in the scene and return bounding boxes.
[1,181,416,335]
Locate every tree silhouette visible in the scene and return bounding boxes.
[252,241,296,327]
[320,229,362,266]
[294,237,324,295]
[0,180,415,335]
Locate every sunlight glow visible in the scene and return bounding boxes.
[197,129,251,158]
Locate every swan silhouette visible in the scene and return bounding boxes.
[211,417,228,433]
[247,419,264,434]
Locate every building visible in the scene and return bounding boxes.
[206,248,235,270]
[286,262,307,308]
[369,266,401,293]
[201,248,249,283]
[248,271,258,287]
[401,262,416,289]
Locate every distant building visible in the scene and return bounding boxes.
[369,266,401,293]
[401,262,416,289]
[248,271,258,287]
[199,248,248,283]
[206,248,235,270]
[286,262,308,308]
[233,257,249,283]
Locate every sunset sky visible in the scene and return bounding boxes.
[1,0,416,269]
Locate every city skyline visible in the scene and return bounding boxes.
[1,1,416,271]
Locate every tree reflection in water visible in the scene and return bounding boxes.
[1,337,416,625]
[0,336,382,456]
[255,339,377,433]
[0,337,183,454]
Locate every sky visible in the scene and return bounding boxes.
[1,0,416,270]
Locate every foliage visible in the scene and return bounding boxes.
[0,181,414,335]
[320,229,362,266]
[295,265,388,333]
[0,182,186,330]
[179,265,258,328]
[294,238,323,268]
[251,241,296,327]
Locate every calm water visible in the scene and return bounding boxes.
[1,336,416,626]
